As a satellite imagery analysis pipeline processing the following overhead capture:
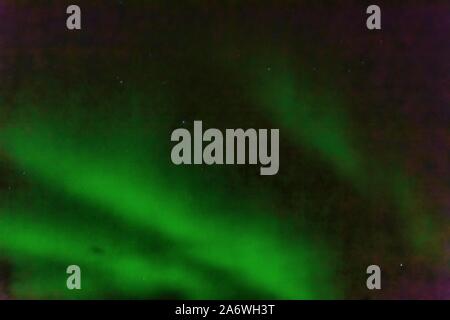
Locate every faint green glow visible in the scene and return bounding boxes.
[252,61,440,253]
[258,71,363,183]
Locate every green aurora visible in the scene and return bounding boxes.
[0,53,444,299]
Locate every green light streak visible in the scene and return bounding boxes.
[251,61,440,253]
[0,97,340,299]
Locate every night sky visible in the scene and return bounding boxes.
[0,1,449,299]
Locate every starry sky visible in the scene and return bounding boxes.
[0,1,449,299]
